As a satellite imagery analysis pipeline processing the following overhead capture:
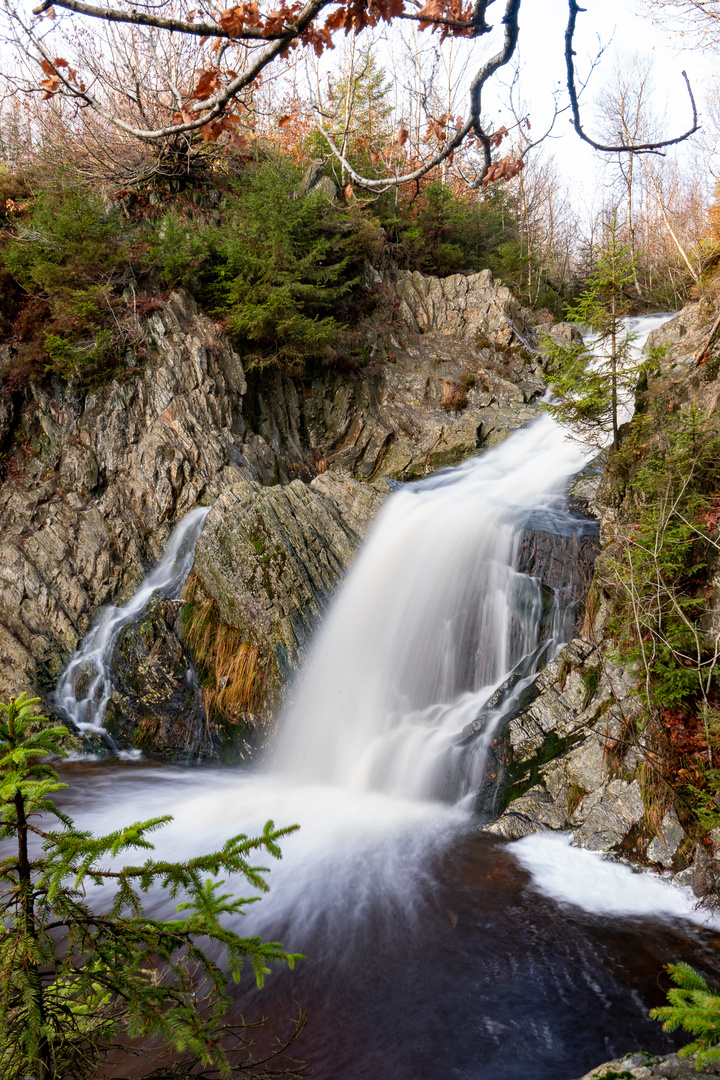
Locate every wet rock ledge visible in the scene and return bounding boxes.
[481,631,720,898]
[574,1051,720,1080]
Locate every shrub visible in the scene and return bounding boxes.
[149,160,381,376]
[1,173,137,384]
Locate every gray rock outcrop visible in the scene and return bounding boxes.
[574,1050,720,1080]
[190,470,390,680]
[0,291,254,701]
[247,267,547,482]
[483,637,691,868]
[0,266,551,720]
[0,258,575,766]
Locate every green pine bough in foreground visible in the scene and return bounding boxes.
[651,963,720,1070]
[0,693,306,1080]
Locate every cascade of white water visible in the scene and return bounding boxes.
[272,414,590,801]
[585,310,675,432]
[54,506,210,739]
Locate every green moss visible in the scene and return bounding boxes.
[580,664,602,709]
[567,782,587,817]
[498,728,586,814]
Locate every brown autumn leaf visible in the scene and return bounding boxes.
[244,1,261,26]
[193,68,221,100]
[264,3,301,35]
[202,114,238,141]
[370,149,381,164]
[218,5,244,35]
[344,183,354,199]
[489,125,508,149]
[218,0,262,34]
[40,58,55,75]
[396,126,409,147]
[278,113,294,127]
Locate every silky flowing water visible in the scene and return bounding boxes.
[54,312,720,1079]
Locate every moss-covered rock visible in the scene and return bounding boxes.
[104,598,211,759]
[190,471,391,695]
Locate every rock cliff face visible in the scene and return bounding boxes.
[0,266,549,754]
[0,291,250,702]
[243,267,546,482]
[483,638,670,856]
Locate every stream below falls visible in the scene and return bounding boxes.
[53,320,720,1079]
[57,760,720,1080]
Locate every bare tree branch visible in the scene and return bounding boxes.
[31,0,273,39]
[565,0,700,153]
[14,0,335,140]
[316,0,520,189]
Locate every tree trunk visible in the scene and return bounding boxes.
[14,789,51,1080]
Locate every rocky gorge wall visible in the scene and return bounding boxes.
[483,295,720,907]
[0,266,554,756]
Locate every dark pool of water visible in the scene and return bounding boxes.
[55,761,720,1080]
[232,833,718,1080]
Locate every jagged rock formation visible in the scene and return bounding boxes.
[0,266,549,754]
[481,298,720,892]
[483,639,649,847]
[192,472,389,680]
[483,630,699,878]
[245,267,547,482]
[0,291,252,701]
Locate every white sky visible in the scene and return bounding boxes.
[485,0,715,205]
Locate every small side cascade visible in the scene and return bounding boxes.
[54,506,211,742]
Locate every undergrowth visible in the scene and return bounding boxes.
[603,403,720,839]
[0,158,385,391]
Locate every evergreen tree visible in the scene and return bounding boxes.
[321,42,394,183]
[0,693,304,1080]
[543,209,639,449]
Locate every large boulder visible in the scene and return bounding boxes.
[103,597,210,759]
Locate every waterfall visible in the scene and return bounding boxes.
[272,414,592,803]
[54,506,210,740]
